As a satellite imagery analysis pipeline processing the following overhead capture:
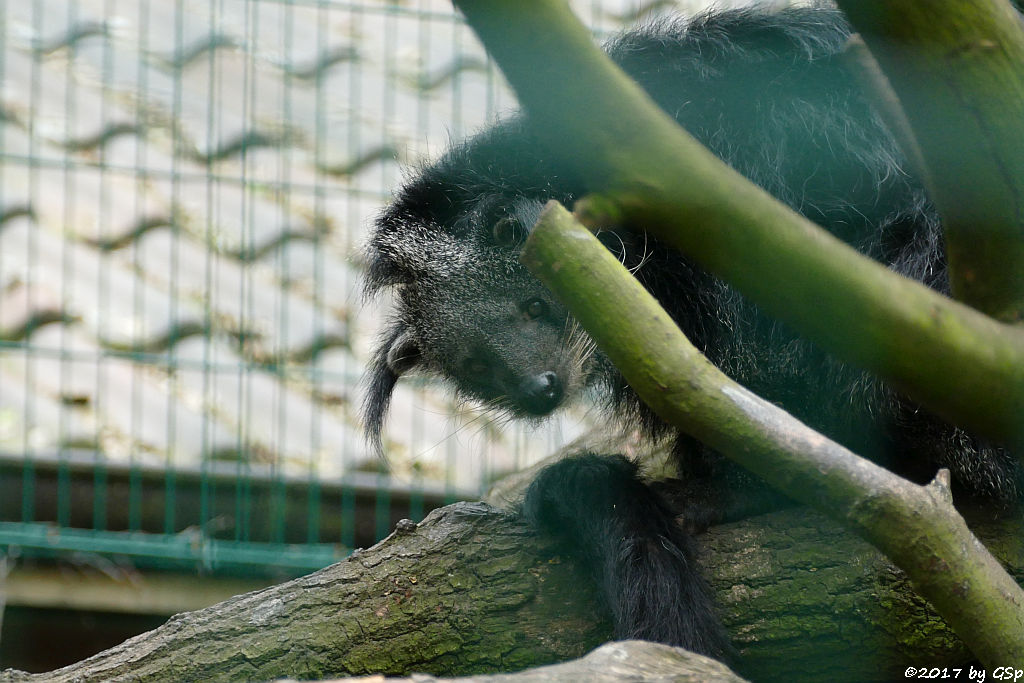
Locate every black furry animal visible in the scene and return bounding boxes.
[363,7,1021,658]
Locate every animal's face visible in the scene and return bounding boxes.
[363,184,596,448]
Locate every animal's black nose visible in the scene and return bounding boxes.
[519,371,564,415]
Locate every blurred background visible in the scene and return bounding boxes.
[0,0,782,672]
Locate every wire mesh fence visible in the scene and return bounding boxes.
[0,0,566,579]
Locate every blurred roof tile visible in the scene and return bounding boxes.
[128,226,347,360]
[172,337,370,475]
[0,215,207,349]
[0,363,98,453]
[21,323,242,463]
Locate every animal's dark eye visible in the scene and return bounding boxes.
[523,298,548,320]
[492,216,522,246]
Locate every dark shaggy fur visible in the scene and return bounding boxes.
[362,7,1022,658]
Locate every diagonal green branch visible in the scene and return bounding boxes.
[521,201,1024,666]
[835,0,1024,322]
[451,0,1024,454]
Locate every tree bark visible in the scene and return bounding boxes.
[2,502,1020,683]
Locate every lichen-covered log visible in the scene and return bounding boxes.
[709,506,1024,678]
[1,502,1021,683]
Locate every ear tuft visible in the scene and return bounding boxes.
[386,328,422,375]
[362,322,422,454]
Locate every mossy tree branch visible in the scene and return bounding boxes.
[451,0,1024,454]
[520,202,1024,665]
[834,0,1024,322]
[3,502,1023,682]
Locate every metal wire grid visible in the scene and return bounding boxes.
[0,0,524,575]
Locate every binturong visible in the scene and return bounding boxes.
[362,6,1022,660]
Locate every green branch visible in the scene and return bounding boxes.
[835,0,1024,322]
[452,0,1024,453]
[521,201,1024,665]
